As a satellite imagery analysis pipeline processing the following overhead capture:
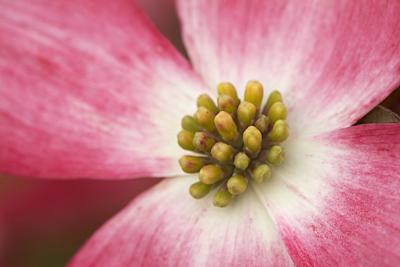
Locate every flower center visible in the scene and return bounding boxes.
[177,81,289,207]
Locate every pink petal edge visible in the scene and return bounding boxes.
[0,0,207,179]
[177,0,400,136]
[256,124,400,266]
[70,177,293,267]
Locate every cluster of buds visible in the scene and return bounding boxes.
[177,81,289,207]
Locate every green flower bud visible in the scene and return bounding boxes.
[251,164,272,183]
[197,94,218,113]
[179,155,208,173]
[244,80,264,109]
[217,82,239,103]
[263,90,282,114]
[266,145,284,165]
[254,115,270,133]
[194,107,216,132]
[218,94,238,114]
[227,174,248,195]
[181,115,201,133]
[179,84,290,207]
[193,132,216,152]
[177,129,195,150]
[214,111,239,142]
[268,102,287,124]
[189,182,211,199]
[268,120,289,142]
[199,164,224,184]
[243,126,262,155]
[213,187,233,207]
[211,142,234,163]
[234,152,250,170]
[237,101,257,128]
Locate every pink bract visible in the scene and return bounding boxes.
[1,0,400,266]
[0,0,207,179]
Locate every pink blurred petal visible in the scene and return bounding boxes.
[256,124,400,266]
[70,177,293,267]
[177,0,400,136]
[0,0,206,179]
[0,175,158,266]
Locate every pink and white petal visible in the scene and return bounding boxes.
[177,0,400,136]
[70,177,294,267]
[0,0,207,179]
[255,124,400,266]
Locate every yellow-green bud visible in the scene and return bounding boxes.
[193,132,216,152]
[268,120,289,142]
[234,152,250,170]
[244,80,264,109]
[199,164,224,184]
[218,94,238,114]
[266,145,284,165]
[197,94,218,113]
[237,101,257,128]
[227,174,248,195]
[189,182,211,199]
[214,111,239,142]
[264,90,282,114]
[268,102,287,124]
[217,82,239,103]
[251,164,272,183]
[179,155,208,173]
[181,115,201,133]
[213,187,233,207]
[243,126,262,155]
[177,129,195,150]
[180,84,291,206]
[254,115,270,133]
[211,142,234,163]
[194,107,216,132]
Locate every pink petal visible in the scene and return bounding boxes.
[177,1,400,136]
[0,0,207,179]
[70,177,293,267]
[256,124,400,266]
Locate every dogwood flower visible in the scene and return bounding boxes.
[1,0,400,266]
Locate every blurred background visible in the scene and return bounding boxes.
[0,0,399,266]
